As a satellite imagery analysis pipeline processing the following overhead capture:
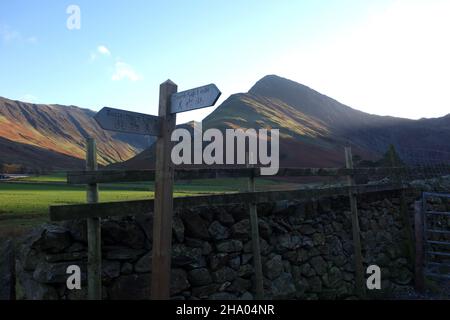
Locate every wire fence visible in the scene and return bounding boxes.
[395,147,450,190]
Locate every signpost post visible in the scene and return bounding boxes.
[93,80,221,300]
[151,80,177,300]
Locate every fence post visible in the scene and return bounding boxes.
[151,80,178,300]
[344,147,366,298]
[389,147,415,266]
[414,200,425,293]
[246,152,264,299]
[86,137,101,300]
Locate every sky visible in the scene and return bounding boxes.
[0,0,449,124]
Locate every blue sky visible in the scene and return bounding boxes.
[1,0,449,124]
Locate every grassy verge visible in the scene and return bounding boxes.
[0,174,295,238]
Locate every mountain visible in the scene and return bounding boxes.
[204,75,450,166]
[108,121,200,170]
[115,75,450,170]
[202,76,375,167]
[0,97,150,172]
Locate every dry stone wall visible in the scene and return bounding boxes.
[15,190,414,300]
[0,240,15,300]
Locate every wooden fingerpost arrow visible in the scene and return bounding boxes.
[94,107,161,136]
[170,83,221,114]
[151,80,178,300]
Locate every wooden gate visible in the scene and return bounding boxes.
[415,192,450,291]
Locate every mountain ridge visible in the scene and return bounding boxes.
[0,96,149,172]
[116,75,450,169]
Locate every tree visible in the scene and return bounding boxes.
[377,144,405,167]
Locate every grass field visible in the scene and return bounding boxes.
[0,173,294,238]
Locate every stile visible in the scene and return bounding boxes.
[151,80,178,300]
[86,137,102,300]
[344,147,366,298]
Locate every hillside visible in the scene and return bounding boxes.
[0,97,149,172]
[108,121,200,169]
[115,75,450,170]
[204,75,450,166]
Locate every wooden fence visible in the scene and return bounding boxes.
[49,141,450,300]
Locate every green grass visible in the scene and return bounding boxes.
[0,183,148,218]
[16,174,282,192]
[0,181,225,218]
[16,172,67,183]
[0,173,296,238]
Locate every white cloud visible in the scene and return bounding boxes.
[90,45,111,61]
[0,25,37,44]
[112,61,142,81]
[89,45,141,81]
[97,45,111,56]
[266,0,450,119]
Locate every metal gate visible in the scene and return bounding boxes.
[421,192,450,281]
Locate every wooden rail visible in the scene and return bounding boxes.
[66,166,450,184]
[67,168,355,184]
[50,183,409,222]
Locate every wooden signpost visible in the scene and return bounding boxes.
[92,80,221,300]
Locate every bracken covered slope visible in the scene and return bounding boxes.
[0,96,149,171]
